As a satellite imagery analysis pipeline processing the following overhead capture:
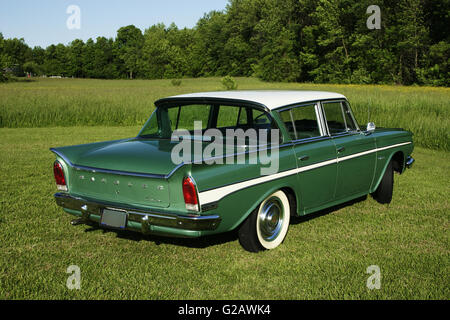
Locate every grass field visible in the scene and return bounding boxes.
[0,126,448,299]
[0,78,448,299]
[0,78,449,150]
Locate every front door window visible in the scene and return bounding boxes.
[322,101,358,135]
[278,104,322,140]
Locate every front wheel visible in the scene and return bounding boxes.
[372,160,394,204]
[238,190,291,252]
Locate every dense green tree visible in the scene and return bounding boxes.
[31,46,46,68]
[251,0,303,81]
[0,36,31,75]
[417,41,450,86]
[67,39,85,77]
[23,61,40,76]
[116,25,144,79]
[0,1,447,86]
[92,37,120,79]
[190,11,229,76]
[42,44,68,76]
[140,23,187,79]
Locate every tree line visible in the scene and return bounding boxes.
[1,0,448,86]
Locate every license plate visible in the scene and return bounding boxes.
[100,209,127,229]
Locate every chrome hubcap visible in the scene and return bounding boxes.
[258,197,284,242]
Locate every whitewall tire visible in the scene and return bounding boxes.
[238,190,291,252]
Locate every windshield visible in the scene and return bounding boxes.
[138,103,278,144]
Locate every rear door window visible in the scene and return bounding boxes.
[278,104,322,140]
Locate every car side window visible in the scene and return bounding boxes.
[322,101,357,135]
[342,101,359,131]
[217,105,241,129]
[278,104,321,140]
[252,109,271,128]
[170,105,210,131]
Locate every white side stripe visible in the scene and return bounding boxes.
[198,142,411,205]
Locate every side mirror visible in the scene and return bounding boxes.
[366,122,376,134]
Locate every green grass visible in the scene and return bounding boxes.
[0,126,448,299]
[0,78,449,150]
[0,78,448,299]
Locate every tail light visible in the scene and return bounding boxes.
[182,176,199,211]
[53,161,68,191]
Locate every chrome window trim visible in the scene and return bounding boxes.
[276,101,326,142]
[314,103,326,136]
[320,99,360,137]
[276,101,321,113]
[340,101,348,130]
[288,108,298,139]
[137,108,157,137]
[329,132,360,138]
[343,100,361,132]
[271,98,345,112]
[290,135,332,145]
[317,101,330,137]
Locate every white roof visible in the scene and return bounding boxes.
[166,90,347,110]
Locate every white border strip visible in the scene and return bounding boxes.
[198,142,411,205]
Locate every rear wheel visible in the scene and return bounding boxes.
[238,190,290,252]
[372,160,394,204]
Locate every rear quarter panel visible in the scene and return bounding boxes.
[190,144,298,234]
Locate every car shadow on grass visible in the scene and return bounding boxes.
[81,221,239,249]
[79,195,368,249]
[290,195,368,225]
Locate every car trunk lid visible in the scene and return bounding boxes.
[52,138,181,208]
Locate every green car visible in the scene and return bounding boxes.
[51,91,414,252]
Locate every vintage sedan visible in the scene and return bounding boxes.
[51,91,414,252]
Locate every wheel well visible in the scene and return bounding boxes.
[391,151,404,173]
[281,187,298,216]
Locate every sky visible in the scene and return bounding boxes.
[0,0,229,48]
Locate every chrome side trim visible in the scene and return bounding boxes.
[188,143,293,165]
[290,135,331,145]
[50,148,179,179]
[198,141,412,205]
[50,148,74,167]
[72,165,167,179]
[50,142,293,179]
[54,193,221,231]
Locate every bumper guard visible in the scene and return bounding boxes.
[406,156,415,169]
[54,193,221,233]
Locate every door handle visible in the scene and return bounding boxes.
[337,146,345,153]
[298,155,310,161]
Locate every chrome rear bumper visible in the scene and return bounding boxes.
[406,156,415,169]
[54,193,221,233]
